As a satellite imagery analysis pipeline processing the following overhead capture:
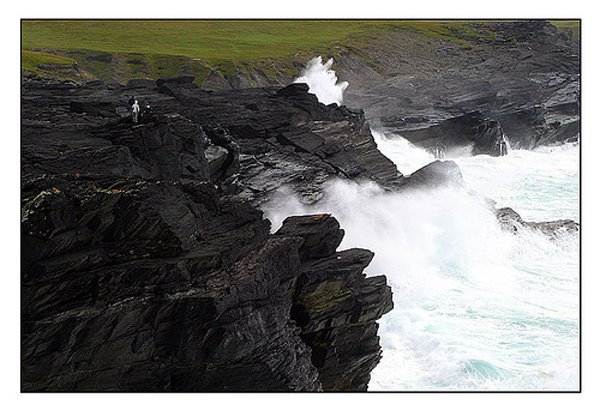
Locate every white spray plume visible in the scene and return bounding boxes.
[371,128,436,175]
[263,177,578,391]
[294,56,349,106]
[261,133,579,391]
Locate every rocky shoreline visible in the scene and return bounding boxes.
[21,72,578,391]
[21,77,403,391]
[339,21,580,154]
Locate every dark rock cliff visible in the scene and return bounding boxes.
[398,112,507,157]
[22,70,573,391]
[21,77,396,391]
[338,21,580,154]
[25,22,579,158]
[199,21,579,157]
[21,20,580,391]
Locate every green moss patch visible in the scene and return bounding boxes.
[22,50,76,73]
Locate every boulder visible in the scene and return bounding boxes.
[202,124,240,181]
[404,160,464,190]
[497,207,579,238]
[276,214,344,260]
[276,82,310,97]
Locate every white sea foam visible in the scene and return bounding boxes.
[294,56,349,106]
[262,127,579,390]
[371,129,436,175]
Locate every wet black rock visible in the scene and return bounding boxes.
[399,112,506,157]
[279,214,393,391]
[276,214,345,260]
[21,77,394,391]
[276,82,310,97]
[149,77,403,202]
[69,100,117,117]
[403,160,464,190]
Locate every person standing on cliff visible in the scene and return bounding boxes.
[140,102,152,122]
[127,95,135,112]
[131,100,140,123]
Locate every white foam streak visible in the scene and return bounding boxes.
[372,129,436,175]
[294,56,349,106]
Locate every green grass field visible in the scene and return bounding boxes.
[22,20,403,83]
[21,20,579,84]
[22,20,499,62]
[22,20,400,63]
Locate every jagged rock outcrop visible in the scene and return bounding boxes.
[398,112,507,157]
[21,176,392,391]
[496,207,579,238]
[277,215,393,391]
[21,77,394,391]
[154,79,404,202]
[22,76,403,204]
[402,160,464,190]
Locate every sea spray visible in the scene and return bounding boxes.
[294,56,349,106]
[374,129,579,222]
[371,129,436,175]
[454,142,580,222]
[262,131,579,390]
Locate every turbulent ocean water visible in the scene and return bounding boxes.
[264,57,580,391]
[368,131,579,391]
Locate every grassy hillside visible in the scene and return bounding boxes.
[21,50,76,72]
[22,20,399,62]
[21,20,579,85]
[549,20,581,41]
[22,20,397,83]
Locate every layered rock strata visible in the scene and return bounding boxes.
[21,77,395,391]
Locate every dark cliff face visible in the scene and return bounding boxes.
[338,21,580,153]
[154,81,405,202]
[398,112,507,157]
[24,22,579,156]
[21,77,395,391]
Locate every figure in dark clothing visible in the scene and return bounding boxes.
[140,103,153,122]
[126,96,136,119]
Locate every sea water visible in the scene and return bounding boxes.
[267,58,580,391]
[264,134,579,391]
[366,130,579,391]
